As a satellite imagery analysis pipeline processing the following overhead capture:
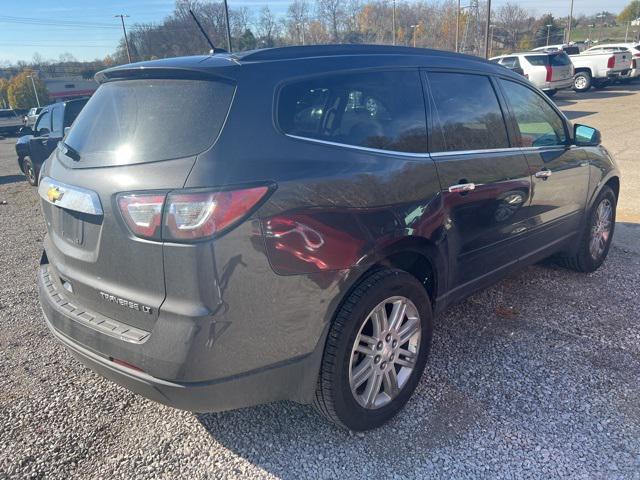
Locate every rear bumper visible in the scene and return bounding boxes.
[541,78,574,91]
[38,261,326,412]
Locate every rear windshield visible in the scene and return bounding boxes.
[550,53,571,66]
[64,78,235,167]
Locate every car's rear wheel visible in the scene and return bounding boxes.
[313,268,432,431]
[556,186,616,273]
[573,72,592,92]
[22,157,38,186]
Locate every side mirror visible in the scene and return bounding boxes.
[574,124,601,146]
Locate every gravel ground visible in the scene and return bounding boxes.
[1,85,640,479]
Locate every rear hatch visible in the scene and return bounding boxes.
[40,76,235,332]
[548,52,573,81]
[611,51,632,73]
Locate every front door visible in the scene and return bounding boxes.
[424,71,533,292]
[497,78,589,247]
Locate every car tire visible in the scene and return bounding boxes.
[545,89,557,98]
[555,186,616,273]
[313,268,433,431]
[573,72,592,92]
[22,157,39,186]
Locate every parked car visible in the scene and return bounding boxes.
[531,44,581,55]
[37,45,620,431]
[490,51,574,96]
[583,43,640,82]
[569,49,632,91]
[16,98,88,185]
[0,108,22,136]
[23,107,43,128]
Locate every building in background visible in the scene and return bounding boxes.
[43,77,97,102]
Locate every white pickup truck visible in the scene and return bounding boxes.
[569,50,632,92]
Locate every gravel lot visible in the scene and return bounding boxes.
[1,84,639,479]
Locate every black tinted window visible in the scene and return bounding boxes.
[0,110,17,118]
[65,79,235,167]
[500,57,521,69]
[51,105,63,135]
[500,80,567,147]
[63,100,87,127]
[550,53,571,66]
[428,72,509,152]
[278,70,427,153]
[525,55,548,66]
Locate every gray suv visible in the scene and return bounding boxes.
[38,45,620,431]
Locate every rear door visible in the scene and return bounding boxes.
[424,71,533,291]
[29,107,54,164]
[39,77,235,332]
[549,52,573,81]
[497,78,589,247]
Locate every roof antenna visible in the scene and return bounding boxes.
[189,9,223,54]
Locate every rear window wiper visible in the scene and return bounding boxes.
[60,141,81,161]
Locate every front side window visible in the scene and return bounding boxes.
[35,110,51,136]
[278,70,427,153]
[500,79,567,147]
[51,105,63,135]
[428,72,509,152]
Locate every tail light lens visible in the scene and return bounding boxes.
[545,65,553,82]
[117,194,165,240]
[118,186,270,242]
[164,187,268,241]
[607,56,615,68]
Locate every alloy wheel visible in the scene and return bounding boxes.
[348,296,421,409]
[589,198,612,260]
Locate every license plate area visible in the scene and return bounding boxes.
[61,209,85,245]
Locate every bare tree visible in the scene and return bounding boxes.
[495,2,529,50]
[317,0,345,42]
[286,0,311,44]
[257,6,280,47]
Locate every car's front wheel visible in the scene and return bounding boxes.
[22,157,39,186]
[573,72,592,92]
[313,268,432,431]
[556,185,616,272]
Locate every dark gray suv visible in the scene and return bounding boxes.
[37,45,620,431]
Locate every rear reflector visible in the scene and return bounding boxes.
[607,56,615,68]
[110,357,144,372]
[117,194,165,240]
[164,186,269,241]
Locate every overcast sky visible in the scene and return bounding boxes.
[0,0,630,64]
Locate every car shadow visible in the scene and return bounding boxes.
[562,110,597,121]
[0,174,25,186]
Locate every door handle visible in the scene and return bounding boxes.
[448,183,476,194]
[535,169,552,179]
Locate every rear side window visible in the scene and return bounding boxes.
[63,100,87,127]
[35,110,51,135]
[64,79,235,167]
[525,55,548,66]
[550,53,571,66]
[428,72,509,152]
[500,80,567,147]
[500,57,521,69]
[278,70,427,153]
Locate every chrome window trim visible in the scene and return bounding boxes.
[38,176,103,216]
[429,147,521,158]
[284,134,429,158]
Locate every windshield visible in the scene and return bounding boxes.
[64,78,235,167]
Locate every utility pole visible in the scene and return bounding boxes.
[455,0,460,52]
[546,24,553,46]
[115,14,132,63]
[566,0,574,43]
[410,24,418,48]
[483,0,491,59]
[297,22,306,45]
[392,0,397,46]
[223,0,232,52]
[26,75,40,108]
[625,21,630,42]
[488,24,495,57]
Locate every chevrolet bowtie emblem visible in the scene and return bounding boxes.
[47,186,64,203]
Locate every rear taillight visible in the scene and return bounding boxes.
[164,186,268,241]
[545,65,553,82]
[607,56,615,68]
[117,186,270,242]
[117,194,165,240]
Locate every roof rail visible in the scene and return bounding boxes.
[235,44,467,62]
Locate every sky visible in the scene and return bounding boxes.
[0,0,631,64]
